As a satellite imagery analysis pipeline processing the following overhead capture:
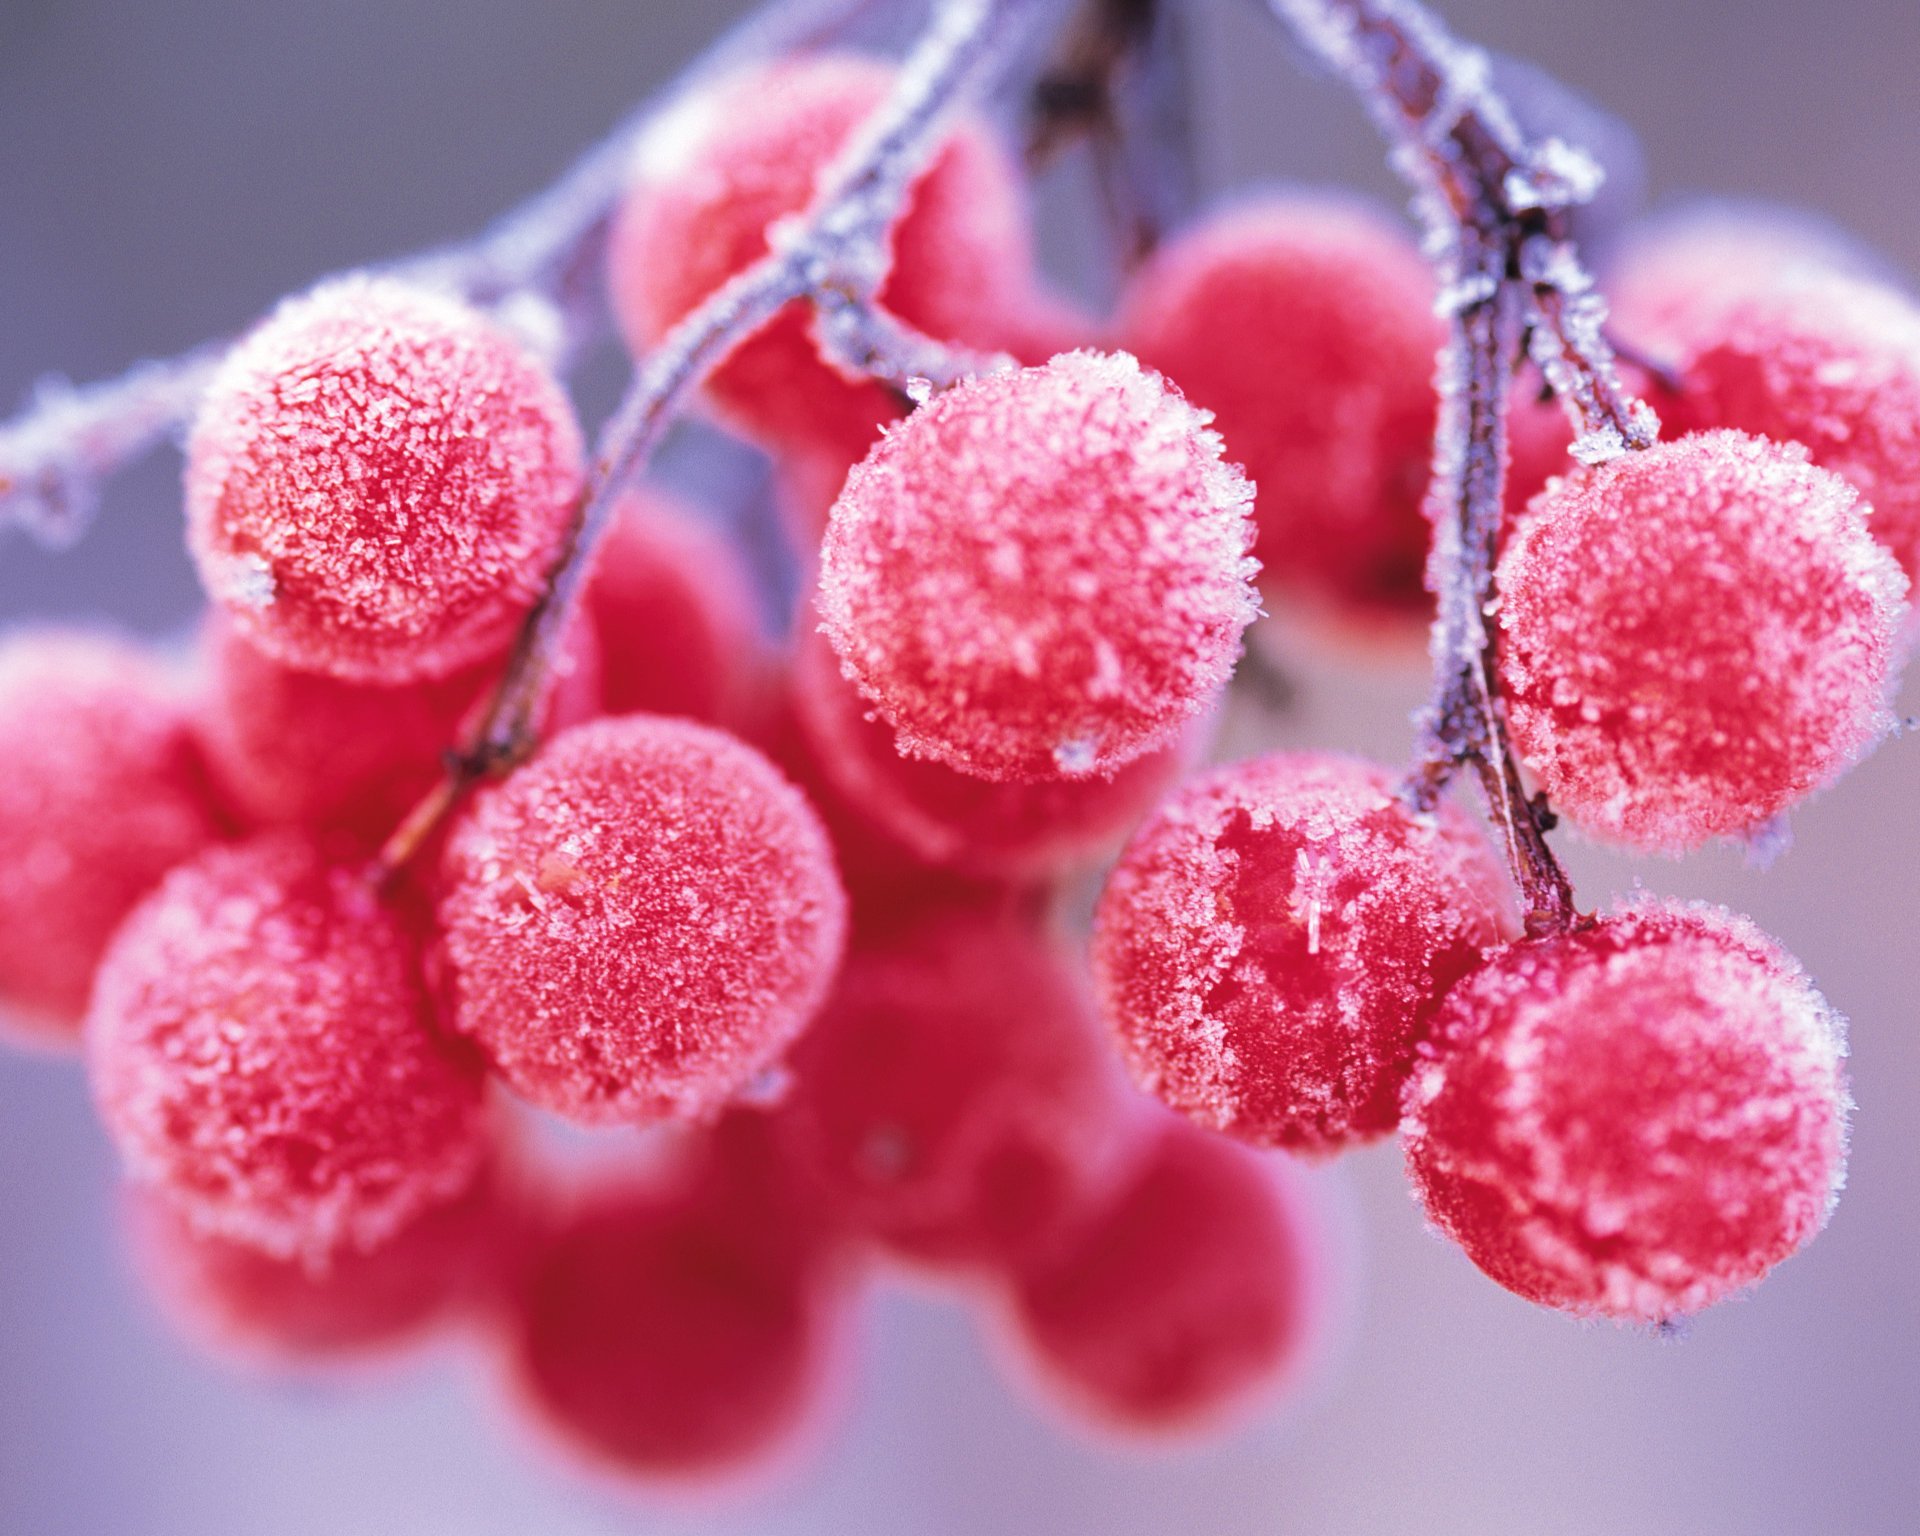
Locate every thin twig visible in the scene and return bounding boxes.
[1265,0,1659,933]
[374,0,1046,878]
[0,0,877,547]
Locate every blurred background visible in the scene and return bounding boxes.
[3,1,1918,1531]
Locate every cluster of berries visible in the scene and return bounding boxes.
[2,41,1911,1487]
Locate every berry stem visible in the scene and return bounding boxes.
[811,286,1015,398]
[373,0,1046,879]
[1265,0,1660,934]
[0,0,879,548]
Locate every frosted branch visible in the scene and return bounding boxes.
[0,0,876,547]
[813,296,1014,397]
[1264,0,1647,932]
[376,0,1046,876]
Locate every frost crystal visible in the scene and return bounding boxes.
[1503,138,1605,213]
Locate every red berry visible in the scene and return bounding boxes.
[583,489,763,725]
[1651,273,1920,583]
[819,350,1257,782]
[123,1161,500,1367]
[186,275,584,682]
[1497,430,1905,851]
[197,614,601,843]
[1403,899,1850,1321]
[1092,752,1512,1154]
[790,622,1196,881]
[436,716,847,1124]
[503,1155,848,1480]
[608,52,1039,464]
[1121,194,1441,622]
[778,904,1136,1270]
[1608,203,1892,350]
[86,835,489,1261]
[1005,1116,1318,1435]
[0,629,223,1041]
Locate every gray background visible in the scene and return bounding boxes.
[3,1,1918,1532]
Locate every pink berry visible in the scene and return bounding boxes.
[1496,430,1905,851]
[197,614,601,843]
[436,716,847,1124]
[790,622,1195,881]
[123,1161,500,1367]
[1092,752,1512,1154]
[1120,194,1441,622]
[778,904,1136,1270]
[1652,273,1920,583]
[503,1147,847,1480]
[0,629,224,1041]
[1005,1116,1318,1435]
[1608,203,1893,349]
[185,275,584,682]
[608,52,1039,464]
[1403,899,1850,1321]
[818,350,1257,782]
[85,835,489,1261]
[583,489,763,725]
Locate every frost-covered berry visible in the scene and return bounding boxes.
[1092,753,1511,1154]
[1005,1117,1317,1435]
[1496,430,1905,851]
[436,716,847,1124]
[123,1163,500,1367]
[790,623,1195,881]
[778,905,1135,1270]
[1120,194,1441,621]
[608,52,1039,464]
[0,630,224,1041]
[1651,273,1920,583]
[86,835,488,1261]
[186,275,584,682]
[819,350,1257,782]
[1403,899,1850,1321]
[197,615,600,843]
[1608,202,1896,349]
[584,490,762,725]
[504,1155,847,1480]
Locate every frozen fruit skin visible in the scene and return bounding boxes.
[1007,1116,1317,1435]
[608,52,1039,465]
[584,490,762,725]
[185,274,584,683]
[436,716,847,1125]
[86,835,488,1262]
[790,622,1195,881]
[1496,430,1905,851]
[197,615,601,843]
[0,630,224,1042]
[1120,194,1441,621]
[503,1152,848,1480]
[1403,899,1850,1321]
[1646,273,1920,584]
[1092,752,1512,1154]
[124,1162,500,1367]
[819,350,1258,783]
[778,905,1136,1270]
